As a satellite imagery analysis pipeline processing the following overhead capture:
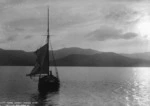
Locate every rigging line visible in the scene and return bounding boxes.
[48,6,59,79]
[47,6,50,75]
[49,38,59,79]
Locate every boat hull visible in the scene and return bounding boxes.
[38,75,60,93]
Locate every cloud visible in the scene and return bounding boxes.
[5,18,43,32]
[123,32,138,39]
[108,0,145,1]
[0,0,143,32]
[87,26,138,41]
[0,0,148,53]
[24,35,33,40]
[0,23,20,43]
[101,4,142,26]
[0,35,18,43]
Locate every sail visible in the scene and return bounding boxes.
[27,63,40,76]
[27,43,49,76]
[27,7,59,80]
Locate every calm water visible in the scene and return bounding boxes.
[0,67,150,106]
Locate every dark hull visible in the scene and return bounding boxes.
[38,75,60,94]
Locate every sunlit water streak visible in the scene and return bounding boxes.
[131,67,150,106]
[0,67,150,106]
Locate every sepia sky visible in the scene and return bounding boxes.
[0,0,150,53]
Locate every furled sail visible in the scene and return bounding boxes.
[27,43,49,76]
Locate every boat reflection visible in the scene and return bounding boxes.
[31,91,60,106]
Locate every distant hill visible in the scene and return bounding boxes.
[50,47,101,60]
[53,53,150,67]
[122,52,150,61]
[0,49,35,65]
[0,47,150,66]
[0,47,100,66]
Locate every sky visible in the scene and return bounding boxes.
[0,0,150,53]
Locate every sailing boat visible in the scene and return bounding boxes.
[26,7,60,93]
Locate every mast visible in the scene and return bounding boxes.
[26,7,54,77]
[47,7,50,76]
[47,6,59,80]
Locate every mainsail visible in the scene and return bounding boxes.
[27,7,59,80]
[27,43,49,76]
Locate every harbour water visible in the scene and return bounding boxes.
[0,66,150,106]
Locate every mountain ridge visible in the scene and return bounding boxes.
[0,47,149,66]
